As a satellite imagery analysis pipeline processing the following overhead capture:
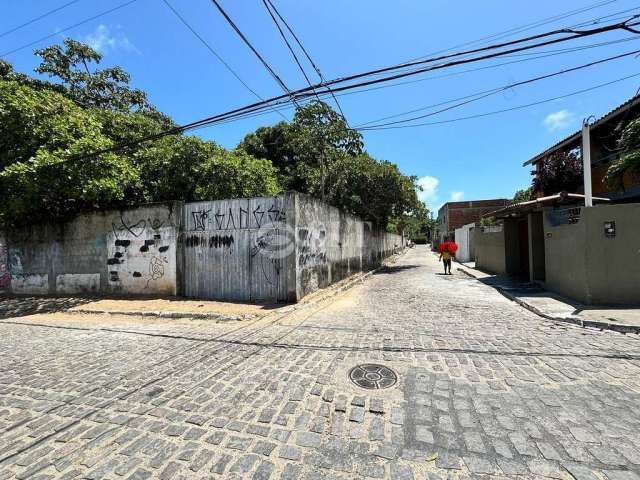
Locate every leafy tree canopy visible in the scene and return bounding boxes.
[1,40,420,230]
[34,39,148,112]
[605,117,640,189]
[240,101,422,226]
[513,186,534,203]
[0,40,281,227]
[533,150,583,196]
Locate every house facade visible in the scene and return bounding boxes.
[474,94,640,305]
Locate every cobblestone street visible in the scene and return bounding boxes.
[1,245,640,480]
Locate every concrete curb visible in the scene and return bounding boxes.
[64,249,409,322]
[67,309,256,322]
[456,267,640,335]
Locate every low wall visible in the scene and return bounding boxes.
[1,203,180,297]
[544,203,640,305]
[1,193,404,302]
[475,226,506,274]
[454,223,475,263]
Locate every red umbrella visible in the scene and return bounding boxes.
[439,241,459,253]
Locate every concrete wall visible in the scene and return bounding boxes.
[454,223,475,263]
[1,193,404,302]
[544,203,640,305]
[2,203,180,297]
[180,194,296,302]
[294,194,404,299]
[474,226,506,274]
[543,210,589,302]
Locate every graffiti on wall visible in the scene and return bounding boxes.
[0,237,9,289]
[112,211,171,239]
[189,204,286,231]
[251,230,282,286]
[298,227,327,267]
[106,225,175,294]
[183,234,235,250]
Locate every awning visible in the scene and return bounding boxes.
[484,192,610,219]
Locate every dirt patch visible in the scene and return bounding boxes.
[69,297,282,317]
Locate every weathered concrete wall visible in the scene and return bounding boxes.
[294,194,404,300]
[0,232,10,293]
[180,194,295,302]
[1,193,404,302]
[3,203,180,296]
[475,226,506,274]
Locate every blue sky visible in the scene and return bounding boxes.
[3,0,640,212]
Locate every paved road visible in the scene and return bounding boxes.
[1,245,639,479]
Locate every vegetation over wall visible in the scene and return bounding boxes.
[0,39,426,229]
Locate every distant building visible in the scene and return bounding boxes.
[437,199,510,241]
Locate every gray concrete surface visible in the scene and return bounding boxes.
[1,245,639,479]
[1,193,404,303]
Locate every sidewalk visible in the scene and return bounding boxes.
[456,261,640,334]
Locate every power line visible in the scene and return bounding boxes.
[300,17,640,99]
[355,49,640,129]
[261,0,317,97]
[356,73,640,131]
[0,0,139,58]
[330,35,640,100]
[36,16,640,163]
[160,0,287,121]
[0,0,84,39]
[264,0,349,124]
[209,0,300,107]
[402,0,622,65]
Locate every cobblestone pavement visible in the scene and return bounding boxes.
[1,245,640,480]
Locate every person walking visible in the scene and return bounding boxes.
[439,247,452,275]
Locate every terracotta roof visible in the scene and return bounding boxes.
[523,94,640,167]
[484,192,610,218]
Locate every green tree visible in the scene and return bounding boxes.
[34,39,149,112]
[240,101,420,226]
[0,79,139,225]
[240,101,363,192]
[0,42,283,227]
[133,136,282,202]
[605,117,640,189]
[533,150,583,195]
[513,186,534,203]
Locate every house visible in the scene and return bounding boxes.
[436,199,510,242]
[473,94,640,305]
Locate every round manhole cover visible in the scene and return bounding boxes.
[349,364,397,389]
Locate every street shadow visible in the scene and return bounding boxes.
[0,296,94,319]
[374,265,420,275]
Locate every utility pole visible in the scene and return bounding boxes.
[581,118,593,207]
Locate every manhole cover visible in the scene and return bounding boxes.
[349,364,397,389]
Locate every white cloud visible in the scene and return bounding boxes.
[84,25,139,54]
[543,109,574,132]
[451,191,464,201]
[417,175,439,208]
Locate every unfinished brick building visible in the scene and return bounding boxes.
[437,199,510,242]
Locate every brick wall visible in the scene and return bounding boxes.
[439,200,510,234]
